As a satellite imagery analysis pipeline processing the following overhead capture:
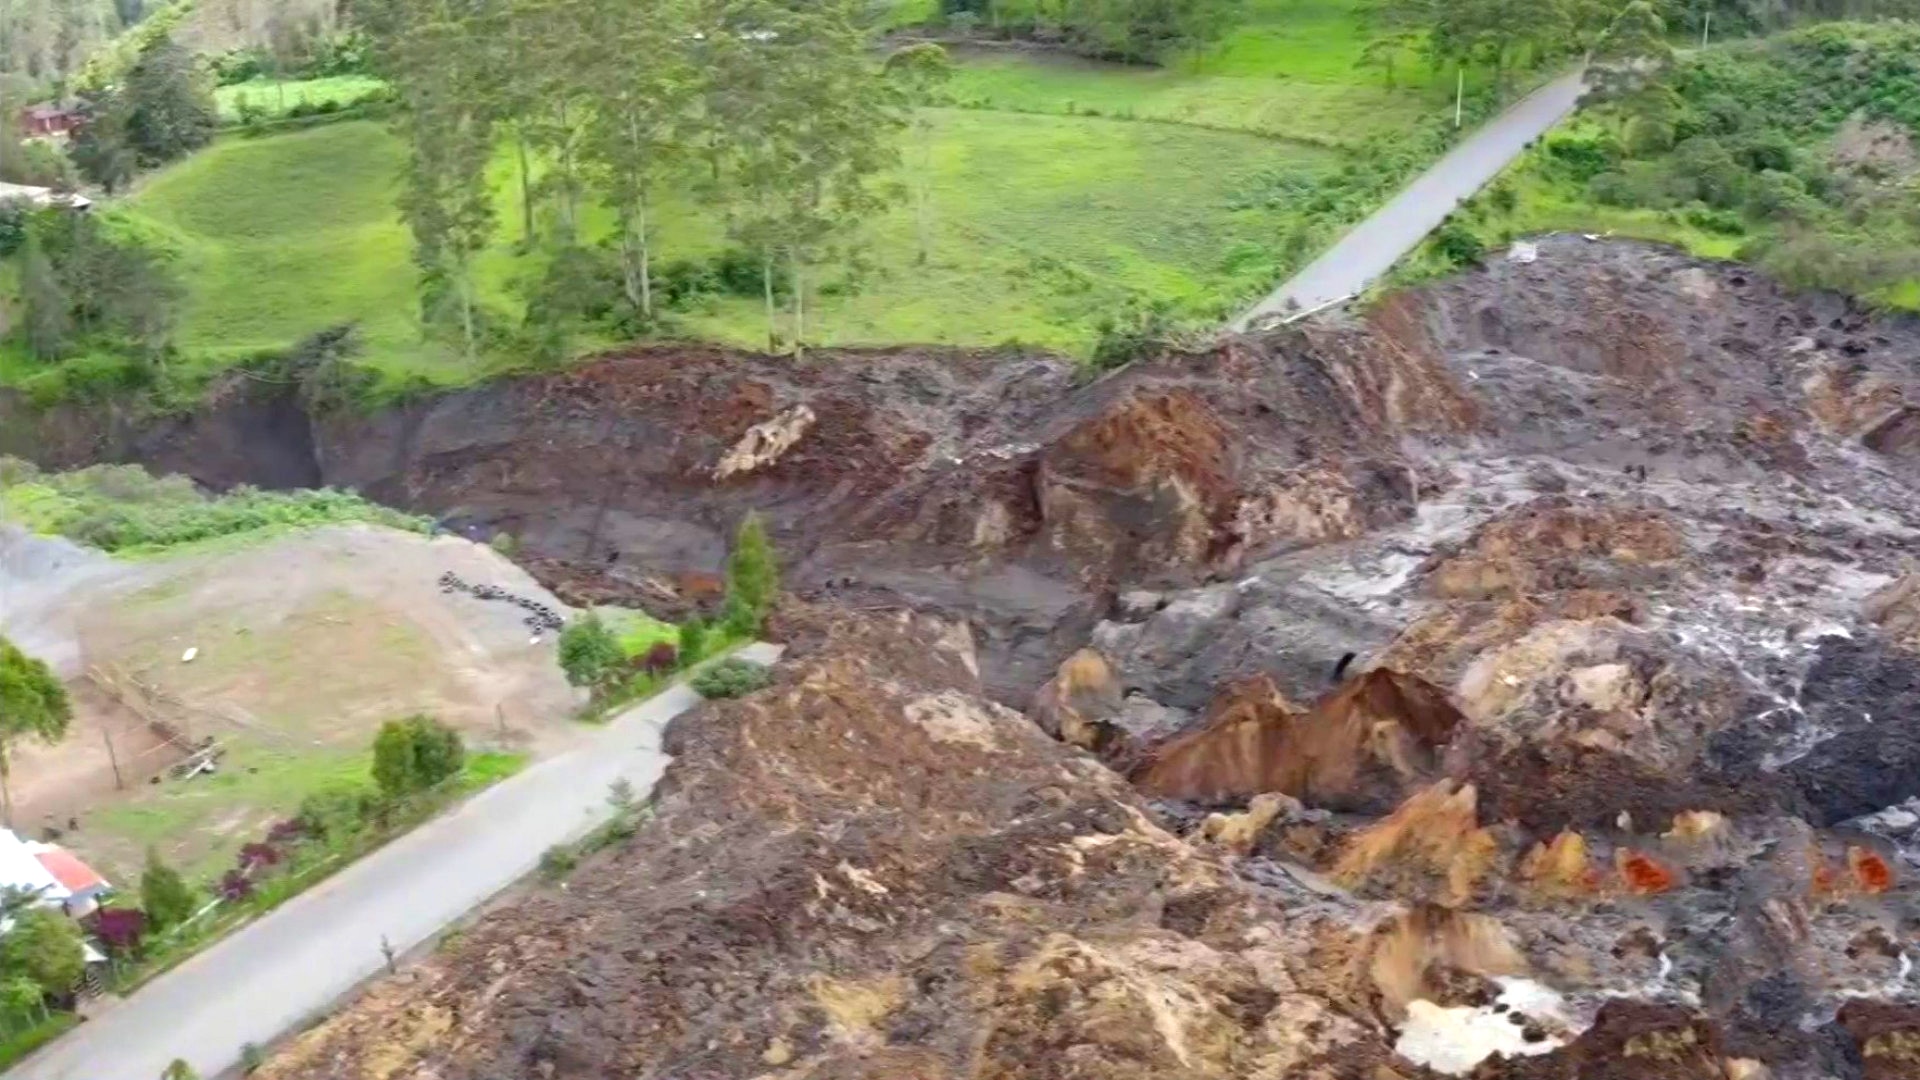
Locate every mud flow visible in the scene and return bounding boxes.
[11,237,1920,1078]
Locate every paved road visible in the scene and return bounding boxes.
[1232,68,1588,331]
[9,644,783,1080]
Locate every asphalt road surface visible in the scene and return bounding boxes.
[10,643,783,1080]
[1232,68,1588,331]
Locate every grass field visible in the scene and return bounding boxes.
[214,74,387,121]
[72,0,1531,388]
[125,111,1343,380]
[937,0,1481,147]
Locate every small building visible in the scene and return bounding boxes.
[0,829,111,919]
[19,104,82,141]
[0,181,92,212]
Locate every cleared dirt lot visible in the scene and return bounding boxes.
[0,524,581,879]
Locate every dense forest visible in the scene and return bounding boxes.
[0,0,135,83]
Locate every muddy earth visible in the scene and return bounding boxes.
[11,236,1920,1077]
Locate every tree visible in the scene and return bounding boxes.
[678,616,709,665]
[1356,0,1429,87]
[161,1060,201,1080]
[90,906,147,955]
[67,96,137,193]
[0,635,70,827]
[19,226,73,362]
[557,613,623,689]
[363,0,507,361]
[0,908,85,997]
[370,715,462,797]
[370,719,417,798]
[885,43,954,265]
[696,0,905,352]
[723,513,779,637]
[577,0,695,321]
[140,847,196,930]
[120,34,217,165]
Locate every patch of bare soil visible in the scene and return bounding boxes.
[0,524,579,873]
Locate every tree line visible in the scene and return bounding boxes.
[932,0,1242,61]
[357,0,921,360]
[1357,0,1920,89]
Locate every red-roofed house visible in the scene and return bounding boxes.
[19,104,82,141]
[31,845,111,917]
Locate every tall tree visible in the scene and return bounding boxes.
[0,635,70,827]
[885,42,953,266]
[140,847,196,930]
[579,0,695,320]
[364,0,506,361]
[700,0,904,352]
[0,908,85,997]
[120,34,217,166]
[723,511,779,636]
[19,226,72,361]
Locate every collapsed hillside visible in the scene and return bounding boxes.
[12,235,1920,1076]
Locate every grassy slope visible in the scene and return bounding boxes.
[941,0,1475,147]
[1448,24,1920,310]
[213,74,386,121]
[82,0,1497,383]
[125,112,1338,372]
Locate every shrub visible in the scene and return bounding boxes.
[0,199,29,258]
[371,715,466,797]
[296,785,376,841]
[678,617,710,666]
[1090,299,1181,372]
[538,844,577,880]
[1428,221,1486,268]
[641,641,679,676]
[162,1060,200,1080]
[558,614,625,689]
[691,658,771,700]
[90,907,147,956]
[140,848,195,930]
[488,531,518,556]
[217,869,254,902]
[239,1042,264,1074]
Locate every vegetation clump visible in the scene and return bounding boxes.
[691,658,772,700]
[0,459,432,553]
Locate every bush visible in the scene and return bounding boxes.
[296,785,377,841]
[558,614,625,689]
[371,715,466,798]
[678,617,710,666]
[691,658,771,700]
[240,1042,264,1074]
[140,848,196,930]
[1090,299,1181,372]
[488,531,518,556]
[641,642,679,676]
[1428,221,1486,268]
[0,200,28,258]
[538,844,578,880]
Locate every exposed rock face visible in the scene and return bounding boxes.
[257,612,1413,1080]
[1131,669,1459,813]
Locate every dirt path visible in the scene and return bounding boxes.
[1231,68,1587,329]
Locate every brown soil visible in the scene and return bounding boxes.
[13,237,1920,1078]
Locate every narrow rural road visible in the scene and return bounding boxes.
[1231,67,1588,330]
[8,644,783,1080]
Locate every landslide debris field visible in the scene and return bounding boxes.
[15,236,1920,1077]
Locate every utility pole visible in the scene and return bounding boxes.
[1701,10,1711,48]
[1455,65,1465,129]
[101,724,123,790]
